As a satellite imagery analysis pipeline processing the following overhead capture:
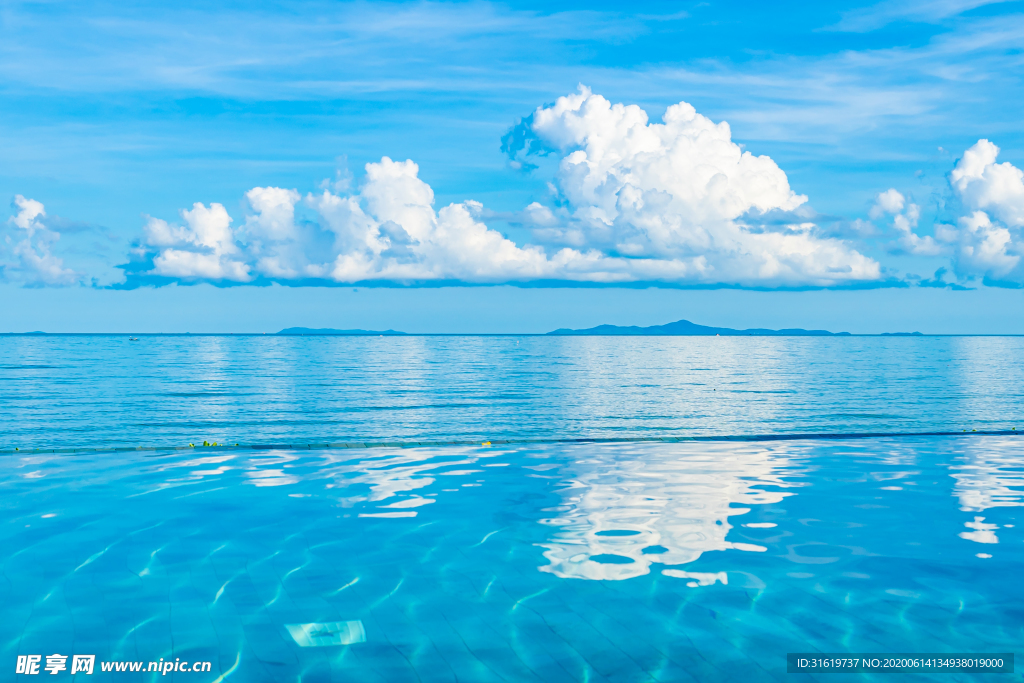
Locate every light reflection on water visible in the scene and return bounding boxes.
[949,441,1024,554]
[3,335,1024,449]
[2,436,1021,681]
[951,441,1024,512]
[537,445,799,580]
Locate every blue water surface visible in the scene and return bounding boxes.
[1,336,1023,681]
[1,335,1023,449]
[2,437,1021,681]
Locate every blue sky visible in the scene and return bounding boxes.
[2,0,1024,332]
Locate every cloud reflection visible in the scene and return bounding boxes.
[322,448,488,516]
[950,438,1023,551]
[537,443,798,580]
[950,439,1024,513]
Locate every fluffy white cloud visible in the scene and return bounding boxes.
[244,187,301,242]
[944,210,1019,277]
[240,187,329,279]
[941,140,1024,281]
[869,188,906,218]
[131,88,882,287]
[308,157,569,283]
[143,203,251,281]
[869,188,942,256]
[950,139,1024,228]
[137,157,609,284]
[2,196,79,285]
[10,195,45,231]
[853,140,1024,285]
[513,86,880,285]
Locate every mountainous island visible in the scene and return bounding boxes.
[549,319,852,336]
[5,324,923,336]
[277,327,407,335]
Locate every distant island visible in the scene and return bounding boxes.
[548,319,853,336]
[0,325,926,336]
[547,319,927,336]
[277,327,407,335]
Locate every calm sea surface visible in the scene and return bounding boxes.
[2,335,1023,449]
[2,336,1022,681]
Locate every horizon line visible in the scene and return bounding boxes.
[4,332,1024,337]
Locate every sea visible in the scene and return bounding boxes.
[1,335,1022,681]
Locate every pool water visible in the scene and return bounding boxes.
[3,436,1021,681]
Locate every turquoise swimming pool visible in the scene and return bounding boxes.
[3,435,1020,681]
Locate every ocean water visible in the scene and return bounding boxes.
[2,336,1023,681]
[2,335,1023,449]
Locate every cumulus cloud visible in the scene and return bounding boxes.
[869,188,942,256]
[127,158,588,285]
[124,87,882,287]
[240,187,330,279]
[941,140,1024,282]
[850,139,1024,287]
[505,86,880,284]
[307,157,572,283]
[2,195,80,286]
[869,188,906,218]
[142,203,251,281]
[950,139,1024,228]
[944,210,1019,279]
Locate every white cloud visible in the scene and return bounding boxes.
[308,157,572,283]
[137,158,582,284]
[2,196,80,286]
[870,188,906,218]
[240,187,326,279]
[132,89,882,287]
[244,187,301,242]
[950,139,1024,228]
[951,210,1019,277]
[514,86,880,285]
[854,140,1024,285]
[869,188,943,256]
[11,195,46,230]
[143,202,251,281]
[940,140,1024,281]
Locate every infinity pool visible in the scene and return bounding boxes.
[3,436,1021,681]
